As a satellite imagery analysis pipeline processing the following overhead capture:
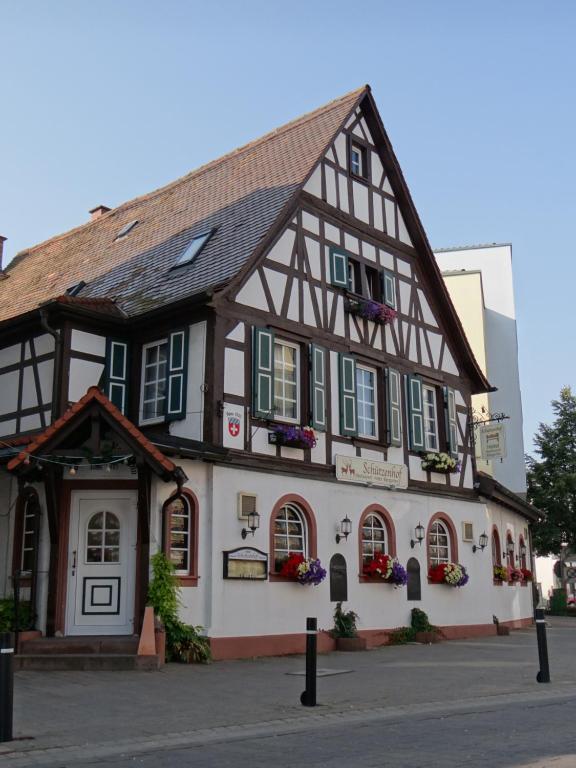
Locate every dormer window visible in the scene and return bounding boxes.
[174,230,214,268]
[350,141,369,181]
[115,220,139,240]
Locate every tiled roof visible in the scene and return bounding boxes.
[1,87,366,322]
[7,386,178,477]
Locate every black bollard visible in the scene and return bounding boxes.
[0,632,14,742]
[300,617,317,707]
[535,608,550,683]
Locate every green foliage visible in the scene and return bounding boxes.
[527,387,576,555]
[0,599,33,633]
[410,608,437,633]
[332,602,359,638]
[147,552,211,664]
[387,627,415,645]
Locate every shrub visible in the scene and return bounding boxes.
[147,552,211,663]
[410,608,436,633]
[332,602,359,638]
[387,627,415,645]
[0,599,33,633]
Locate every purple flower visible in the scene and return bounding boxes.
[389,561,408,586]
[297,558,327,586]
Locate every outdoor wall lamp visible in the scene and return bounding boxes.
[519,542,527,557]
[472,532,489,553]
[411,522,425,549]
[241,510,260,539]
[335,515,352,544]
[506,540,515,555]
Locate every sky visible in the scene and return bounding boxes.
[1,0,575,455]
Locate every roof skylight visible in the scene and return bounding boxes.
[174,230,214,268]
[66,280,86,296]
[115,220,139,240]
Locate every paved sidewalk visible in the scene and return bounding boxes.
[2,617,575,766]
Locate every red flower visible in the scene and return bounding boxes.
[280,553,305,578]
[363,554,392,579]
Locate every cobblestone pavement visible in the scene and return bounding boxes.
[1,617,575,767]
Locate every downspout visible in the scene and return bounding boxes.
[39,309,62,423]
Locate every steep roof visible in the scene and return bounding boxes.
[0,87,366,322]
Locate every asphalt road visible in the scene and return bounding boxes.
[70,692,576,768]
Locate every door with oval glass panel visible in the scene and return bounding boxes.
[66,490,137,635]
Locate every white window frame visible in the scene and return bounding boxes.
[140,338,169,425]
[356,365,377,439]
[351,143,364,177]
[166,496,192,576]
[273,340,300,423]
[273,502,308,571]
[429,520,450,567]
[361,514,387,565]
[422,384,439,451]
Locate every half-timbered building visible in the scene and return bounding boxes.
[0,86,535,663]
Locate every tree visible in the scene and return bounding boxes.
[527,386,576,556]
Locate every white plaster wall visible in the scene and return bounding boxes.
[68,359,105,402]
[70,330,106,356]
[170,321,206,442]
[224,348,244,397]
[194,466,532,639]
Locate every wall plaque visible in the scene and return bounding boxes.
[335,455,408,489]
[223,547,268,580]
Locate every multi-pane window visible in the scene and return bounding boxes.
[492,530,501,566]
[350,142,368,179]
[361,514,387,565]
[356,366,377,438]
[273,503,306,571]
[347,259,361,294]
[86,511,120,563]
[429,520,450,566]
[422,385,439,451]
[141,340,168,422]
[20,495,40,575]
[519,538,527,570]
[166,496,191,575]
[506,535,515,570]
[274,341,299,422]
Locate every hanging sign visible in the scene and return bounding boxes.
[335,455,408,489]
[223,403,245,449]
[479,424,507,460]
[223,547,268,580]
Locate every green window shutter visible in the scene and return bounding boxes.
[339,353,357,436]
[330,247,349,288]
[385,368,402,447]
[405,374,424,451]
[310,344,327,432]
[443,386,459,457]
[382,270,396,308]
[105,339,129,414]
[166,328,188,421]
[252,327,275,419]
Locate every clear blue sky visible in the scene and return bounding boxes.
[1,0,574,453]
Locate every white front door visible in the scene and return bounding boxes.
[66,490,137,636]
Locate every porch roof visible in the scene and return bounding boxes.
[7,386,184,482]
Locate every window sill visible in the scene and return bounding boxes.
[269,573,299,583]
[348,170,370,186]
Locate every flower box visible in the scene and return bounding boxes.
[363,554,407,586]
[279,554,326,586]
[428,562,469,587]
[268,425,317,450]
[344,297,397,325]
[520,568,533,582]
[493,565,508,582]
[508,568,524,584]
[421,452,461,474]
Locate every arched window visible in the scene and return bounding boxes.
[426,514,458,572]
[163,491,198,585]
[13,488,41,579]
[429,520,450,566]
[492,528,501,566]
[361,514,387,565]
[86,511,120,563]
[273,502,307,571]
[269,495,317,577]
[519,536,527,570]
[506,533,515,570]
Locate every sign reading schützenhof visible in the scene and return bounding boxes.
[335,455,408,489]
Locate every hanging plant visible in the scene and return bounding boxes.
[520,568,533,582]
[429,562,469,587]
[363,554,407,586]
[279,554,326,585]
[268,425,317,449]
[421,452,461,474]
[344,297,397,325]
